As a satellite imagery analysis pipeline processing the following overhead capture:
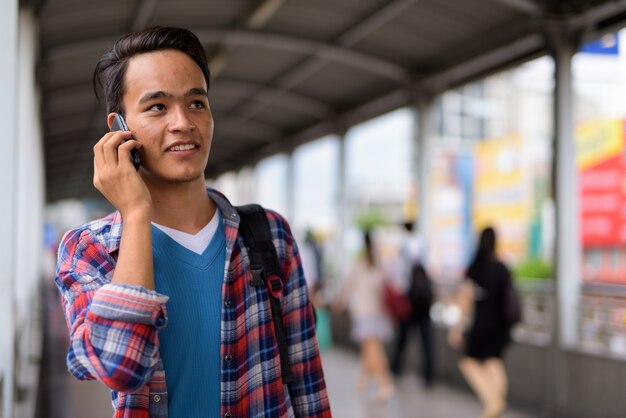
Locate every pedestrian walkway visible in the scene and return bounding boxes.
[322,347,538,418]
[37,285,536,418]
[38,343,538,417]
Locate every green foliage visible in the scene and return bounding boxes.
[353,210,388,231]
[513,258,553,281]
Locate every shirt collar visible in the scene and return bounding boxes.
[103,186,239,255]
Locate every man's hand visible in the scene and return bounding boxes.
[93,130,155,289]
[93,131,151,218]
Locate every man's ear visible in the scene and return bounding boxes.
[106,113,117,129]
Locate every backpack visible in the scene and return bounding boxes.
[407,263,433,316]
[502,272,522,326]
[236,204,293,384]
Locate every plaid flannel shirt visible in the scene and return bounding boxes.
[55,188,331,418]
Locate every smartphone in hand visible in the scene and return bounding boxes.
[111,114,141,171]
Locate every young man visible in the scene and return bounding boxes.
[55,26,331,418]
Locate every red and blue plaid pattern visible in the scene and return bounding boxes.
[55,188,331,417]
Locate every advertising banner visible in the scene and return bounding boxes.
[577,119,626,246]
[427,150,473,281]
[473,134,531,263]
[576,119,626,284]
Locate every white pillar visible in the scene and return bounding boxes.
[336,131,349,280]
[413,97,434,262]
[541,21,581,415]
[14,10,45,418]
[0,1,18,417]
[548,25,580,349]
[285,151,295,223]
[236,166,256,205]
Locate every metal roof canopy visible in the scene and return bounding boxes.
[36,0,626,202]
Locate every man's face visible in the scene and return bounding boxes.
[114,49,213,185]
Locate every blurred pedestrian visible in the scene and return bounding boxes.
[300,228,324,306]
[390,221,435,387]
[448,226,511,418]
[334,230,395,401]
[301,228,333,352]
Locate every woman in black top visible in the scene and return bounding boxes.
[448,227,511,418]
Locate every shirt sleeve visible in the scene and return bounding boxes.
[55,226,169,393]
[268,212,332,417]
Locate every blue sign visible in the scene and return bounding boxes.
[580,33,619,55]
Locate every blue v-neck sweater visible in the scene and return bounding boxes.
[152,218,225,418]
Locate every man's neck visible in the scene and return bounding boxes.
[147,180,216,234]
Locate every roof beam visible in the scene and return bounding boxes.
[213,79,332,119]
[247,0,286,29]
[338,0,419,46]
[209,0,286,76]
[131,0,158,31]
[415,33,544,94]
[49,29,411,83]
[567,0,626,32]
[221,31,550,175]
[490,0,542,15]
[198,29,411,83]
[222,1,416,133]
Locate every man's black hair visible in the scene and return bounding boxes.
[93,26,210,114]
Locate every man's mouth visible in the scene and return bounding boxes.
[168,144,198,151]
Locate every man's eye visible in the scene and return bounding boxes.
[149,103,165,111]
[190,101,205,109]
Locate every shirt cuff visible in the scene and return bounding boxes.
[90,283,169,328]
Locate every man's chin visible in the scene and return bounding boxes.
[144,170,205,185]
[170,172,205,184]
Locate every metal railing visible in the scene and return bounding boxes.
[431,279,554,346]
[579,283,626,358]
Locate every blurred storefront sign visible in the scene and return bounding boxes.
[579,33,619,55]
[473,134,532,263]
[576,119,626,283]
[427,149,473,281]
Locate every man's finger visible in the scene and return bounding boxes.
[102,131,131,167]
[117,140,141,169]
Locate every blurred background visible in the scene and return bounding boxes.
[3,0,626,417]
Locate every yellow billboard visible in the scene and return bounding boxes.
[575,119,623,170]
[473,134,531,261]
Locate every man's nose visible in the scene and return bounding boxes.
[168,106,193,132]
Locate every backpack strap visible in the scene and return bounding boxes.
[235,204,293,384]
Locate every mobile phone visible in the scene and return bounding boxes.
[110,113,141,171]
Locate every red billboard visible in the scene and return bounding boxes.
[578,120,626,246]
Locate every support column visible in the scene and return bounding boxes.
[413,97,435,262]
[237,166,256,205]
[0,1,18,417]
[336,129,349,281]
[543,20,581,415]
[285,150,296,223]
[546,23,580,350]
[14,10,45,417]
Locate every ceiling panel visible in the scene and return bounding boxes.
[33,0,625,202]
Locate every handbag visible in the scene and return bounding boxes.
[383,280,413,321]
[503,274,522,326]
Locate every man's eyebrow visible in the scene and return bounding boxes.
[187,87,209,97]
[138,88,208,104]
[139,91,170,104]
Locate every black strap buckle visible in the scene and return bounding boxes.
[250,263,264,287]
[266,275,283,300]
